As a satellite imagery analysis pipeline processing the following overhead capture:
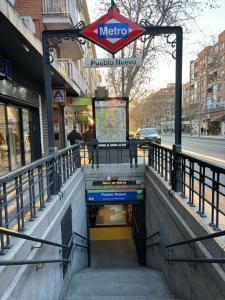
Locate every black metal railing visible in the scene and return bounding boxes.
[73,231,90,267]
[80,140,149,167]
[0,227,89,266]
[0,226,70,265]
[146,230,225,264]
[0,145,80,253]
[148,143,225,231]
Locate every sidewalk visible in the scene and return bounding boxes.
[162,133,225,140]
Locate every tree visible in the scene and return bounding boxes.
[97,0,218,100]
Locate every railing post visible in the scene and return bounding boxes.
[0,184,4,254]
[76,145,81,168]
[172,145,182,192]
[51,148,60,195]
[148,143,154,167]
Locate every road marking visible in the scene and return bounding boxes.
[162,143,225,166]
[183,149,225,166]
[181,141,225,149]
[162,138,225,148]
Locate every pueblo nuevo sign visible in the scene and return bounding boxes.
[81,7,145,54]
[84,57,143,68]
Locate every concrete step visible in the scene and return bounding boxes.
[64,267,178,299]
[65,296,178,300]
[74,267,167,284]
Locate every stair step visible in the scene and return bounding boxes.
[65,296,178,300]
[64,267,178,300]
[74,271,167,284]
[70,283,171,296]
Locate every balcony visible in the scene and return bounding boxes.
[204,100,225,113]
[42,0,83,60]
[57,58,86,94]
[42,0,78,29]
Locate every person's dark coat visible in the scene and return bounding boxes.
[67,130,82,145]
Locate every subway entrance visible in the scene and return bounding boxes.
[87,202,146,267]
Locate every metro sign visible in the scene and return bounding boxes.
[81,7,145,54]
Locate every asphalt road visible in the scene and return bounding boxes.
[161,135,225,167]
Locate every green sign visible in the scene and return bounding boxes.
[72,97,92,106]
[86,189,144,202]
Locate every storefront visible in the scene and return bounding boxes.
[0,101,42,177]
[0,66,42,177]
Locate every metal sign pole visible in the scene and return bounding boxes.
[42,23,183,191]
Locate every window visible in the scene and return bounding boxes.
[0,104,9,176]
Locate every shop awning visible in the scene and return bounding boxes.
[68,97,92,106]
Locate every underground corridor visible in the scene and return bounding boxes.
[87,203,146,267]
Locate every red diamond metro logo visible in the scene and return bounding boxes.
[81,7,145,54]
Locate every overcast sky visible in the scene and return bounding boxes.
[87,0,225,90]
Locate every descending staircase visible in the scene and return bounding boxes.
[64,239,178,300]
[64,267,178,300]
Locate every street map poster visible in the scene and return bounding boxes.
[94,98,128,143]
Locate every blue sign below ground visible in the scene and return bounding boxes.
[86,189,144,202]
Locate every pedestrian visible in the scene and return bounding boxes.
[207,128,209,136]
[201,127,204,135]
[67,125,82,145]
[82,125,94,163]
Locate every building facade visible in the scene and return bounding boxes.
[14,0,101,148]
[183,30,225,135]
[0,0,100,176]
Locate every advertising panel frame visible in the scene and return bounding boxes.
[92,97,129,144]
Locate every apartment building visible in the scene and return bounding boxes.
[14,0,101,147]
[148,84,175,133]
[130,84,176,133]
[0,0,87,176]
[183,30,225,135]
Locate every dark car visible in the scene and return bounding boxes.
[136,128,161,145]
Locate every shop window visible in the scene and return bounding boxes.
[0,104,9,176]
[22,109,31,164]
[7,106,22,170]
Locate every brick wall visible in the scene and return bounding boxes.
[14,0,44,39]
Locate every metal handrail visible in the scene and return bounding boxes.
[166,258,225,264]
[166,230,225,249]
[146,231,159,240]
[74,243,89,249]
[146,231,225,264]
[73,231,89,241]
[73,232,90,250]
[0,227,69,249]
[0,259,69,266]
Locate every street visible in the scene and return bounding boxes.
[161,135,225,167]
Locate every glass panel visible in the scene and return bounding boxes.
[7,106,22,170]
[22,109,31,164]
[0,104,9,176]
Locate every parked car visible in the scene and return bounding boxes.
[136,128,161,145]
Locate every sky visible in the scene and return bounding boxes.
[87,0,225,90]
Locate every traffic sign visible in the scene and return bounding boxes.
[81,7,145,54]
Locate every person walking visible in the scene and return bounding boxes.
[201,127,204,135]
[82,125,94,163]
[67,125,82,145]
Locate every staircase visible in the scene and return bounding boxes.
[64,239,178,300]
[64,267,178,299]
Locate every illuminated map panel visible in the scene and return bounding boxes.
[95,98,127,143]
